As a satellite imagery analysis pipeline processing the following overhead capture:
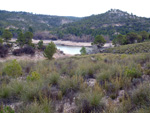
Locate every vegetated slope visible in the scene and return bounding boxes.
[105,41,150,54]
[0,10,81,31]
[0,53,150,112]
[61,9,150,39]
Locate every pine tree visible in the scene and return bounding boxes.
[43,42,57,60]
[80,47,87,55]
[2,29,13,43]
[93,35,106,48]
[17,32,25,47]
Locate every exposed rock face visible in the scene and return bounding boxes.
[61,19,73,25]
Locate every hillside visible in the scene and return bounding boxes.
[1,9,150,41]
[0,10,81,31]
[0,53,150,112]
[60,9,150,40]
[105,41,150,54]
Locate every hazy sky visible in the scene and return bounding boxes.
[0,0,150,17]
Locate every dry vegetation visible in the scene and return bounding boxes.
[0,52,150,113]
[105,41,150,54]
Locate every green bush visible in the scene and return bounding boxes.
[59,75,84,95]
[3,60,22,77]
[43,42,57,60]
[48,72,60,85]
[20,98,53,113]
[77,84,104,112]
[21,81,42,101]
[96,71,110,81]
[27,71,40,81]
[9,80,24,96]
[0,84,11,98]
[124,66,142,79]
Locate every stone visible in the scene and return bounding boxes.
[91,56,97,62]
[86,78,96,87]
[118,90,125,97]
[142,75,150,81]
[63,102,77,113]
[7,101,23,110]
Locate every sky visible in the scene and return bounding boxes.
[0,0,150,17]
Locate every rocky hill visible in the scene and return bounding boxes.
[60,9,150,40]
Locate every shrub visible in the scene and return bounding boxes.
[22,46,35,55]
[59,75,84,95]
[0,84,11,98]
[3,60,22,77]
[29,43,36,49]
[12,49,23,56]
[0,44,8,58]
[20,97,53,113]
[4,43,13,48]
[0,80,24,98]
[21,81,42,101]
[77,84,104,113]
[144,62,150,75]
[43,42,57,60]
[124,66,142,79]
[27,71,40,81]
[131,82,150,107]
[48,72,60,85]
[96,70,110,81]
[38,40,44,50]
[9,80,24,96]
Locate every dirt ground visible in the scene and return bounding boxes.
[0,50,73,62]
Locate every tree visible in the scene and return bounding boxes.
[24,31,33,45]
[126,32,139,44]
[28,27,34,33]
[16,32,25,47]
[80,47,87,55]
[93,35,106,48]
[112,34,127,46]
[2,29,13,43]
[43,42,57,60]
[140,31,149,41]
[37,40,44,50]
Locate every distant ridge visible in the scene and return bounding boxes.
[60,9,150,39]
[0,9,150,40]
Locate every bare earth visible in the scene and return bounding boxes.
[11,39,92,47]
[11,39,113,47]
[0,51,73,62]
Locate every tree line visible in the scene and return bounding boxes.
[112,31,150,46]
